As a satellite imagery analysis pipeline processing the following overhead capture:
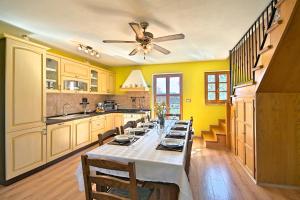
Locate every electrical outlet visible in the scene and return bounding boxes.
[186,98,191,103]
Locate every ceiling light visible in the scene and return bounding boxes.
[77,44,101,59]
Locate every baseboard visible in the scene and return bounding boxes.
[1,141,98,186]
[258,182,300,190]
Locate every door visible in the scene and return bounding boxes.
[153,74,182,119]
[73,119,91,150]
[105,114,115,131]
[60,59,90,79]
[114,114,124,128]
[107,72,115,94]
[46,54,61,93]
[244,99,255,176]
[236,100,245,164]
[90,68,99,93]
[5,38,46,132]
[6,127,47,180]
[99,70,108,94]
[47,122,73,162]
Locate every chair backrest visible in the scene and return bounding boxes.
[146,115,150,122]
[98,127,120,146]
[120,121,134,134]
[189,116,193,129]
[81,155,138,200]
[185,139,193,176]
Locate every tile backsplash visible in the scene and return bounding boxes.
[107,92,150,110]
[46,93,106,117]
[47,91,151,117]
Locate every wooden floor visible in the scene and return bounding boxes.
[0,138,300,200]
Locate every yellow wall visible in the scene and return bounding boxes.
[111,60,229,136]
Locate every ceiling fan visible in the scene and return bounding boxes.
[103,22,185,58]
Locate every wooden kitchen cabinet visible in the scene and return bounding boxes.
[107,72,115,94]
[114,114,124,128]
[91,115,106,142]
[46,54,61,93]
[46,122,73,162]
[99,70,108,94]
[73,118,91,150]
[60,58,90,80]
[6,127,47,180]
[105,114,115,131]
[5,36,47,133]
[90,68,99,93]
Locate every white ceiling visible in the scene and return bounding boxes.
[0,0,270,66]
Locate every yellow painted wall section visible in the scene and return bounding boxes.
[111,60,229,136]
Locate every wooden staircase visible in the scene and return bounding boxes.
[202,119,226,149]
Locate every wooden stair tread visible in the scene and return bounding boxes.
[266,19,283,34]
[275,0,285,8]
[202,132,217,142]
[252,65,264,72]
[258,45,273,55]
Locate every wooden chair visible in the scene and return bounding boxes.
[98,128,120,146]
[120,121,135,134]
[81,155,153,200]
[185,139,193,177]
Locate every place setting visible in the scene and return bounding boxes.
[171,124,188,131]
[156,138,185,152]
[165,130,186,139]
[108,132,139,146]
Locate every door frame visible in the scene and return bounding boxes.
[152,73,183,119]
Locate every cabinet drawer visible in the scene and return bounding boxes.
[91,119,105,131]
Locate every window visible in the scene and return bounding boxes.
[153,74,182,119]
[205,71,229,104]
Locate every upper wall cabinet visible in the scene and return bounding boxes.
[46,54,61,93]
[5,36,47,132]
[60,58,90,80]
[90,68,99,93]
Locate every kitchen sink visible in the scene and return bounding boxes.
[48,113,90,120]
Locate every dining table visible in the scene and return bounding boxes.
[75,120,193,200]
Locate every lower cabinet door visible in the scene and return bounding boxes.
[105,114,115,131]
[6,126,47,180]
[47,122,73,162]
[114,114,124,128]
[73,119,91,150]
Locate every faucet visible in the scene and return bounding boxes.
[63,103,71,116]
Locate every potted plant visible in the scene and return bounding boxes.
[154,102,167,127]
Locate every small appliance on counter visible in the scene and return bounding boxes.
[96,102,105,113]
[80,97,89,115]
[103,100,116,111]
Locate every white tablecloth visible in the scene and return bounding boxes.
[75,120,193,200]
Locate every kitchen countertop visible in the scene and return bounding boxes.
[46,109,151,125]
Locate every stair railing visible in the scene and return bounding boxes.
[230,0,279,94]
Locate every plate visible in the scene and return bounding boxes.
[169,131,186,136]
[173,124,188,129]
[161,138,184,148]
[132,128,146,132]
[114,135,130,142]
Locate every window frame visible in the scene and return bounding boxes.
[205,71,230,105]
[153,73,183,119]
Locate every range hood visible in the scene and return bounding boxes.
[120,70,149,91]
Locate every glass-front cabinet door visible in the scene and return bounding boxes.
[46,54,60,92]
[90,69,99,93]
[62,77,89,93]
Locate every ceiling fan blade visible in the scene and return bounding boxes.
[152,33,185,42]
[129,48,139,56]
[153,44,170,55]
[103,40,137,43]
[129,22,144,39]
